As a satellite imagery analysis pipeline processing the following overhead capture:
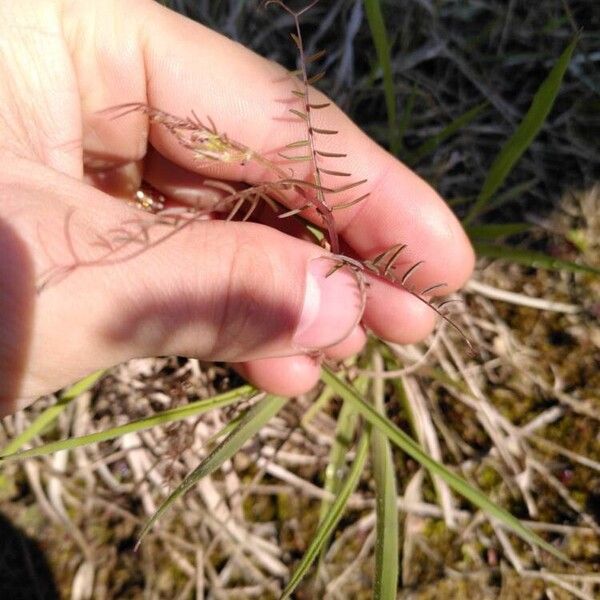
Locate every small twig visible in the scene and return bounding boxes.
[466,279,582,314]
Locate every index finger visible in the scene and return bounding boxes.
[74,0,475,293]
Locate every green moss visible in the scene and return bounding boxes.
[566,531,600,560]
[243,492,277,522]
[476,465,502,491]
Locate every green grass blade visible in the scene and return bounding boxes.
[301,384,334,427]
[364,0,398,155]
[282,429,371,599]
[316,378,367,564]
[465,36,578,224]
[136,394,287,548]
[396,84,417,157]
[371,361,399,599]
[319,403,358,522]
[317,376,367,527]
[471,178,538,218]
[447,196,474,208]
[475,242,600,275]
[408,102,488,165]
[467,222,531,241]
[321,367,569,563]
[0,385,255,462]
[1,370,105,457]
[318,400,358,525]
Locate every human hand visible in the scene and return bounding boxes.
[0,0,474,414]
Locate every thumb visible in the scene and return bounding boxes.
[96,221,364,359]
[4,171,363,406]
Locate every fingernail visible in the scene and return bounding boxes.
[293,257,364,350]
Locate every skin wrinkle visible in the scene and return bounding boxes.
[137,62,158,162]
[202,226,239,360]
[0,43,36,159]
[219,236,272,360]
[238,239,296,355]
[0,116,30,161]
[2,4,81,176]
[62,0,147,163]
[58,1,89,107]
[138,11,155,155]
